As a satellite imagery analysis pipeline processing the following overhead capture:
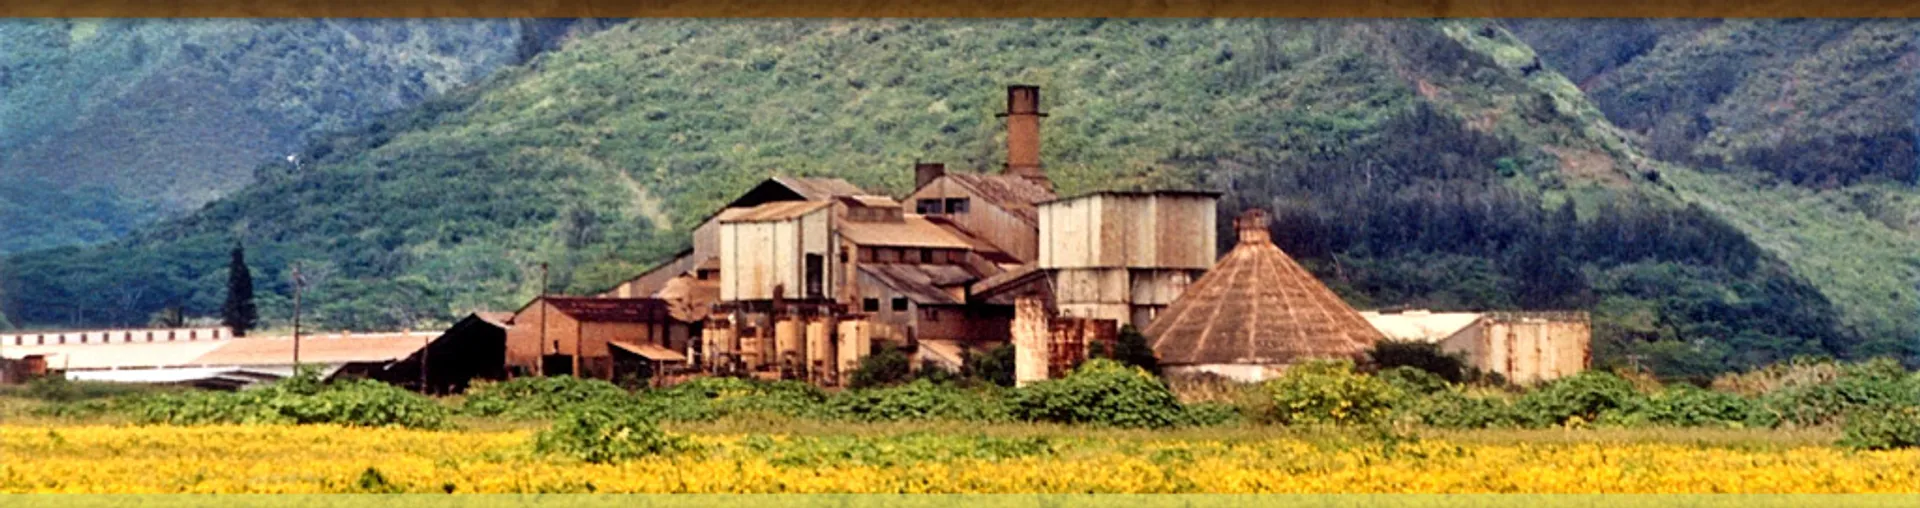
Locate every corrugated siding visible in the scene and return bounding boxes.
[1040,194,1216,269]
[721,206,833,302]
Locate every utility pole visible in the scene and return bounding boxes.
[292,264,303,369]
[420,332,430,394]
[538,262,549,376]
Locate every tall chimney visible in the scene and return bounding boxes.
[913,162,946,190]
[998,85,1049,189]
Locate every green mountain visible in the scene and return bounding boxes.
[0,19,610,254]
[0,19,1898,377]
[1511,19,1920,360]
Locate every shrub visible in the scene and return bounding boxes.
[135,372,451,429]
[1839,406,1920,450]
[1009,359,1186,428]
[1370,340,1469,383]
[1512,371,1643,427]
[828,378,1011,422]
[847,347,912,389]
[1179,401,1245,427]
[1376,366,1450,396]
[533,406,695,463]
[462,376,635,419]
[1099,325,1161,376]
[1398,389,1519,429]
[1260,360,1402,427]
[963,343,1017,387]
[1753,359,1918,427]
[639,376,831,422]
[1607,384,1758,428]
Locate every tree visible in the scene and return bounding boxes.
[1105,325,1162,376]
[847,346,911,388]
[222,245,259,336]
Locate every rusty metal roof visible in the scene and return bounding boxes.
[859,264,975,305]
[611,341,688,362]
[1035,189,1223,206]
[718,200,833,223]
[538,297,678,323]
[840,216,976,249]
[840,194,902,208]
[1144,209,1384,367]
[473,312,515,328]
[922,215,1020,263]
[968,262,1045,303]
[190,332,437,366]
[771,176,866,201]
[938,173,1057,224]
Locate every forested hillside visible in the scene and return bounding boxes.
[0,19,609,254]
[0,19,1910,378]
[1510,19,1920,363]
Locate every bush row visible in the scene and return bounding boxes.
[469,359,1208,429]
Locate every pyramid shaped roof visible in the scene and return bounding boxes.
[1144,209,1383,366]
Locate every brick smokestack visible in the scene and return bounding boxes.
[998,85,1049,189]
[913,162,945,190]
[1235,208,1272,246]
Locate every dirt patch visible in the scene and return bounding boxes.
[1543,145,1631,187]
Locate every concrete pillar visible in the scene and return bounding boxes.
[1012,295,1051,387]
[836,318,870,382]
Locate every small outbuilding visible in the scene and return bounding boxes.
[1360,309,1591,384]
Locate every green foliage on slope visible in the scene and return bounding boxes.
[1515,19,1920,360]
[0,19,551,254]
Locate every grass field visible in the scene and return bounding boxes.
[0,397,1903,495]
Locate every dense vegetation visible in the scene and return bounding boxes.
[5,19,1920,377]
[1509,19,1920,358]
[0,19,606,254]
[13,353,1920,452]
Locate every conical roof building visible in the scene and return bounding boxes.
[1143,208,1384,382]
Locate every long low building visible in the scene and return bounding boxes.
[0,320,508,391]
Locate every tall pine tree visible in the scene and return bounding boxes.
[222,244,258,336]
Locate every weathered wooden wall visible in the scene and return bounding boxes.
[907,177,1041,262]
[719,206,835,301]
[1038,193,1217,270]
[504,301,579,374]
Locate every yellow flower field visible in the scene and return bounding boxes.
[3,425,1918,494]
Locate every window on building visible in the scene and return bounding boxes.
[923,307,940,321]
[892,297,909,312]
[944,197,970,214]
[916,199,943,215]
[859,248,874,262]
[804,253,824,298]
[919,249,933,263]
[863,298,879,312]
